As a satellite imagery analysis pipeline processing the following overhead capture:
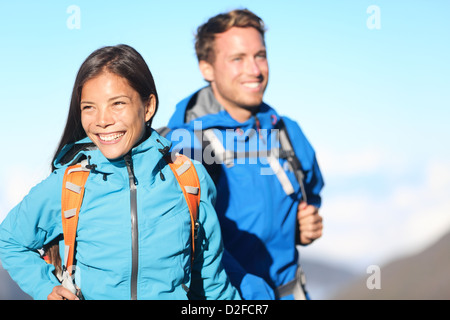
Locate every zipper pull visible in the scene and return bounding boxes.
[85,155,97,171]
[156,139,170,155]
[194,220,200,240]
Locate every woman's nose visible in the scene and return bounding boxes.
[96,108,114,128]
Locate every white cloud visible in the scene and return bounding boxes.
[317,145,413,180]
[300,150,450,274]
[319,147,384,177]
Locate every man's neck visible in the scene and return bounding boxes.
[222,104,254,123]
[210,88,257,123]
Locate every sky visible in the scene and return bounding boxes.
[0,0,449,281]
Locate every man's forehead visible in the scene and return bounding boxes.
[213,27,266,54]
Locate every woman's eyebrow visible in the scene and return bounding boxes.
[80,95,131,104]
[108,95,131,102]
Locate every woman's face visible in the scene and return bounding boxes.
[80,72,156,160]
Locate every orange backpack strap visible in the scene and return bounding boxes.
[164,154,201,263]
[61,161,90,274]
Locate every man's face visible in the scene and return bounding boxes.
[202,27,269,121]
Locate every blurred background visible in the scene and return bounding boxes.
[1,0,449,300]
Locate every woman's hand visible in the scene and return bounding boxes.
[47,285,79,300]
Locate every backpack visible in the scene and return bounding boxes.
[43,153,200,297]
[158,116,307,202]
[159,118,307,248]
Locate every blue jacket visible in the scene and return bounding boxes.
[166,87,324,299]
[0,129,240,300]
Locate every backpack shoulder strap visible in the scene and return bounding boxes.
[276,117,308,203]
[61,160,90,274]
[164,153,201,263]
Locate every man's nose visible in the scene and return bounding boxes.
[245,58,262,76]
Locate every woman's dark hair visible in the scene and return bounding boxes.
[51,44,159,171]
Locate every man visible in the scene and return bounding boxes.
[164,9,324,300]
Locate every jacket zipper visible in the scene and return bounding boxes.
[124,153,138,300]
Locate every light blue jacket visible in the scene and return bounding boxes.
[0,129,240,300]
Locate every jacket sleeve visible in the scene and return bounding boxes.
[187,161,241,300]
[0,171,63,300]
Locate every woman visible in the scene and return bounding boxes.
[0,44,239,300]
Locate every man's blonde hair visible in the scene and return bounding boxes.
[195,9,266,64]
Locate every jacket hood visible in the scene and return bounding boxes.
[53,128,172,172]
[168,86,282,132]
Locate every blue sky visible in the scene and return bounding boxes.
[1,0,449,278]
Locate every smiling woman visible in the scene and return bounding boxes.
[0,44,240,301]
[51,45,159,170]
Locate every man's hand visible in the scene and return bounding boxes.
[297,201,323,245]
[47,285,79,300]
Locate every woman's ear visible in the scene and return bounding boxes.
[144,94,157,123]
[199,60,214,82]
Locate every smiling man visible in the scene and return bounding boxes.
[165,9,325,300]
[198,25,268,122]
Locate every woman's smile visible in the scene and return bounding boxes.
[97,132,125,143]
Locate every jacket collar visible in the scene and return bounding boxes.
[169,86,282,131]
[53,129,172,173]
